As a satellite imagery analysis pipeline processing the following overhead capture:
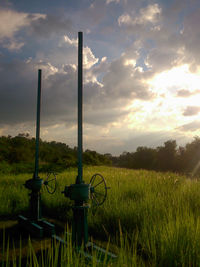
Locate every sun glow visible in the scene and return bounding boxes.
[149,64,200,95]
[127,64,200,134]
[147,64,200,109]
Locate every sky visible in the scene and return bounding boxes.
[1,0,200,155]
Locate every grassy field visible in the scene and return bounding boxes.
[1,166,200,266]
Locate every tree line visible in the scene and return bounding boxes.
[0,133,111,174]
[112,137,200,176]
[1,133,200,176]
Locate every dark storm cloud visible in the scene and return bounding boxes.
[41,65,77,125]
[0,60,36,125]
[0,58,131,128]
[0,60,77,126]
[183,106,200,116]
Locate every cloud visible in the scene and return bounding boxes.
[177,89,200,97]
[101,129,189,155]
[29,14,72,38]
[0,40,154,136]
[2,0,200,155]
[63,35,77,46]
[0,59,37,125]
[181,7,200,70]
[118,4,161,27]
[106,0,120,4]
[80,0,107,26]
[0,9,29,40]
[144,3,200,72]
[178,121,200,132]
[83,46,99,69]
[85,107,129,126]
[183,106,200,116]
[0,8,45,50]
[0,32,101,126]
[0,8,72,51]
[117,2,200,74]
[39,34,98,70]
[0,57,129,129]
[0,59,77,126]
[144,44,183,72]
[117,3,184,73]
[101,56,154,103]
[2,40,25,51]
[87,56,109,82]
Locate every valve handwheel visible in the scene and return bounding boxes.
[90,173,107,206]
[44,172,57,194]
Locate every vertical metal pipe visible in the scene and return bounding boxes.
[77,32,83,184]
[34,69,42,179]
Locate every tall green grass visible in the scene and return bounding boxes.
[0,173,29,217]
[1,166,200,265]
[0,228,140,266]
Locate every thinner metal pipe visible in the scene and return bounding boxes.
[34,69,42,179]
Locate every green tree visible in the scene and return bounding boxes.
[133,146,157,170]
[156,140,177,171]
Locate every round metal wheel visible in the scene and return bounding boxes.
[44,172,57,194]
[90,173,107,206]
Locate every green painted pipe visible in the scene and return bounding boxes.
[34,69,42,179]
[77,32,83,184]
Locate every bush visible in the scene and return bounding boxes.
[0,161,12,174]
